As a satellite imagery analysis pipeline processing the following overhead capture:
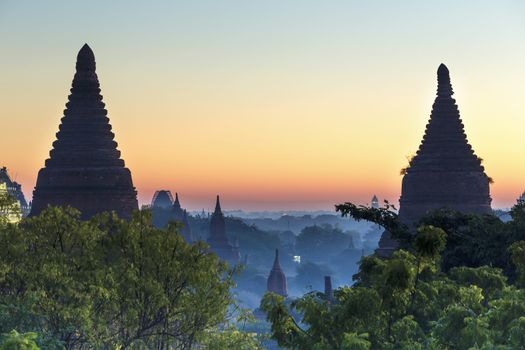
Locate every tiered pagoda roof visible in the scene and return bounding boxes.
[377,64,492,256]
[30,44,138,219]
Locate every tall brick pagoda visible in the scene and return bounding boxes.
[267,249,288,297]
[30,44,138,219]
[208,196,240,264]
[377,64,492,256]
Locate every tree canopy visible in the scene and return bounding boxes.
[0,207,251,349]
[261,202,525,349]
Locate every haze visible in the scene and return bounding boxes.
[1,0,524,210]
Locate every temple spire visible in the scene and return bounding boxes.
[30,44,138,219]
[267,248,288,297]
[214,195,222,214]
[208,195,239,264]
[172,192,184,220]
[437,63,453,97]
[174,192,181,209]
[273,249,281,269]
[377,64,491,257]
[76,44,96,72]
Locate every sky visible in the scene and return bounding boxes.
[0,1,524,211]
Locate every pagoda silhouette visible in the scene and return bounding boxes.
[377,64,492,256]
[30,44,138,219]
[267,249,288,297]
[208,196,240,264]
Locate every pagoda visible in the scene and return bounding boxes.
[30,44,138,219]
[371,195,379,209]
[267,249,288,297]
[151,190,174,209]
[0,167,30,217]
[208,195,240,264]
[377,64,492,256]
[172,192,184,221]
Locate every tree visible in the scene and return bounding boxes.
[0,331,40,350]
[295,224,353,261]
[0,207,235,349]
[294,261,333,292]
[261,203,525,349]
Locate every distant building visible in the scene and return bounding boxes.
[172,193,184,221]
[377,64,492,257]
[151,190,174,209]
[518,192,525,204]
[30,44,138,219]
[267,249,288,297]
[0,167,30,220]
[371,195,379,209]
[150,191,193,242]
[0,167,31,217]
[208,195,240,265]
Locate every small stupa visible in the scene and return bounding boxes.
[267,249,288,297]
[173,192,184,221]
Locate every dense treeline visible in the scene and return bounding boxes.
[0,199,263,349]
[261,203,525,349]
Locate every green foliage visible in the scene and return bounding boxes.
[509,241,525,287]
[0,192,20,225]
[262,210,525,349]
[0,330,39,350]
[336,202,411,248]
[199,310,266,350]
[0,207,235,349]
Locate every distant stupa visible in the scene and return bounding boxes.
[173,192,184,221]
[151,190,174,209]
[371,195,379,209]
[377,64,492,256]
[267,249,288,297]
[0,167,30,218]
[208,195,240,264]
[517,191,525,204]
[30,44,138,219]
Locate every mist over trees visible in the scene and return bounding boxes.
[260,202,525,349]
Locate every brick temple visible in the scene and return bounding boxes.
[377,64,492,256]
[30,44,138,219]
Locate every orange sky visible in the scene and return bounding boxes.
[1,1,524,210]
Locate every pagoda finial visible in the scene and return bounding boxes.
[214,195,221,213]
[76,44,96,72]
[174,192,180,206]
[273,249,281,269]
[267,248,287,297]
[437,63,453,97]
